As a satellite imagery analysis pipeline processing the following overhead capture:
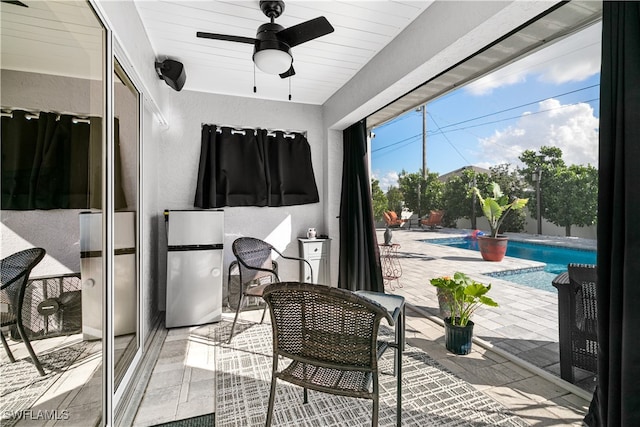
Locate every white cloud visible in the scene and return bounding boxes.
[466,23,601,96]
[372,170,399,192]
[476,98,599,168]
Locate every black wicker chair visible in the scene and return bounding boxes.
[552,263,598,383]
[1,248,47,376]
[228,237,311,343]
[262,282,394,427]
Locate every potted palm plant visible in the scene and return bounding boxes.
[430,272,498,355]
[472,182,529,261]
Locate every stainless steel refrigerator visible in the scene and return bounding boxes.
[165,209,224,328]
[79,211,137,340]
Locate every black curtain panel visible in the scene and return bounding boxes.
[585,3,640,427]
[1,110,41,209]
[194,125,319,208]
[0,111,126,210]
[264,130,319,206]
[338,120,384,292]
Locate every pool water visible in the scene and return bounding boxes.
[424,237,596,292]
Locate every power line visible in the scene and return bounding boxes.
[372,83,598,139]
[372,95,599,157]
[437,97,599,134]
[372,132,422,153]
[436,84,599,131]
[428,112,472,165]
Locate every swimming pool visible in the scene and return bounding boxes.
[424,237,597,292]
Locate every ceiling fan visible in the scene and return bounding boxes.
[197,0,334,78]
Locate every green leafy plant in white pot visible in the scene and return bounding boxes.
[430,272,498,355]
[472,182,529,261]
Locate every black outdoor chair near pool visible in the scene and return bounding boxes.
[553,263,598,384]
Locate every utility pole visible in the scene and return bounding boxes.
[535,167,542,235]
[471,174,477,230]
[415,105,427,220]
[421,105,427,179]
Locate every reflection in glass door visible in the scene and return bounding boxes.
[0,1,106,425]
[112,60,140,391]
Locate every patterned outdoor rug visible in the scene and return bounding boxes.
[213,322,529,427]
[0,340,90,427]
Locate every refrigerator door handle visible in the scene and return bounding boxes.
[167,244,223,252]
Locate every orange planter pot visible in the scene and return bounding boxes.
[477,236,508,262]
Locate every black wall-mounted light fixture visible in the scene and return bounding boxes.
[155,59,186,92]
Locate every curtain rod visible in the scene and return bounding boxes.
[202,123,307,138]
[1,107,92,124]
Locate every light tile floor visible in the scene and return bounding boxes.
[130,228,594,426]
[131,302,589,426]
[2,228,593,426]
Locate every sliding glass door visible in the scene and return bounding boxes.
[1,1,144,425]
[1,0,107,425]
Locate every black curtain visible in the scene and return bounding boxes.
[1,111,126,210]
[338,120,384,292]
[194,125,319,208]
[585,3,640,426]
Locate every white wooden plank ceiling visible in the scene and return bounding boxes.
[134,0,434,104]
[1,0,602,117]
[0,0,103,81]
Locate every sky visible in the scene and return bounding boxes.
[371,22,602,191]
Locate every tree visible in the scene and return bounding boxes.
[542,164,598,236]
[397,169,443,217]
[519,147,598,236]
[441,169,490,228]
[371,179,388,221]
[488,164,528,233]
[518,146,565,222]
[386,186,404,216]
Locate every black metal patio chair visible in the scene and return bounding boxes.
[228,237,311,343]
[262,282,395,427]
[1,247,47,376]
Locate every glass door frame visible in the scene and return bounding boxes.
[112,55,144,406]
[88,1,148,424]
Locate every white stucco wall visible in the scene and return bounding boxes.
[455,211,597,239]
[155,89,326,304]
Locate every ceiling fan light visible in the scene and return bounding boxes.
[253,48,292,74]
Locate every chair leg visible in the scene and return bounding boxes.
[228,292,246,344]
[372,375,379,427]
[16,322,45,376]
[372,395,379,427]
[0,330,16,363]
[265,376,278,427]
[303,387,308,404]
[259,305,268,324]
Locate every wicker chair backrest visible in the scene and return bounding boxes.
[232,237,279,285]
[1,248,46,322]
[263,282,391,368]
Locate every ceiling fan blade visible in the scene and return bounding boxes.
[279,65,295,79]
[196,32,256,45]
[1,0,28,7]
[277,16,334,48]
